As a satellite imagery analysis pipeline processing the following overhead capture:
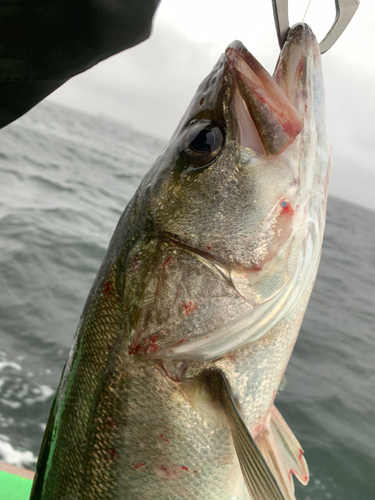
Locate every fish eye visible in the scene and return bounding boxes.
[181,121,224,168]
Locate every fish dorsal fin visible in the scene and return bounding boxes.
[200,370,286,500]
[254,404,309,500]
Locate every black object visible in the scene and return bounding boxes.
[0,0,160,128]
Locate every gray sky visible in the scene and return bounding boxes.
[47,0,375,211]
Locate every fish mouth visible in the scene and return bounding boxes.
[224,23,317,157]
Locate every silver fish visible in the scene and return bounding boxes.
[30,23,331,500]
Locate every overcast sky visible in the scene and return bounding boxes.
[47,0,375,211]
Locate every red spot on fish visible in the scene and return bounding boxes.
[181,466,189,472]
[147,334,160,353]
[206,245,211,251]
[134,259,142,270]
[281,200,294,216]
[129,333,160,356]
[128,344,138,355]
[106,418,117,429]
[193,470,198,474]
[108,448,119,461]
[132,462,146,469]
[106,343,114,352]
[227,354,236,362]
[159,465,168,472]
[160,256,173,269]
[253,423,263,435]
[181,301,198,316]
[160,434,169,442]
[299,449,303,460]
[178,339,184,344]
[103,281,112,295]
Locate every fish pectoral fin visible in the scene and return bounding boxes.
[200,370,286,500]
[254,404,309,500]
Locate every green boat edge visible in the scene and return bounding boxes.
[0,461,34,500]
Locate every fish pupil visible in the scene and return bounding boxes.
[190,129,214,152]
[181,121,224,168]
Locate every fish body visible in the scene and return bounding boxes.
[31,24,331,500]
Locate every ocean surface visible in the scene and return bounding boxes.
[0,101,374,499]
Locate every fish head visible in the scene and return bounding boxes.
[129,24,331,362]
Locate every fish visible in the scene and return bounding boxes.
[30,22,331,500]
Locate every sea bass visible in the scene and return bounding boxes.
[31,23,331,500]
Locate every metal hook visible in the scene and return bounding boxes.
[272,0,360,54]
